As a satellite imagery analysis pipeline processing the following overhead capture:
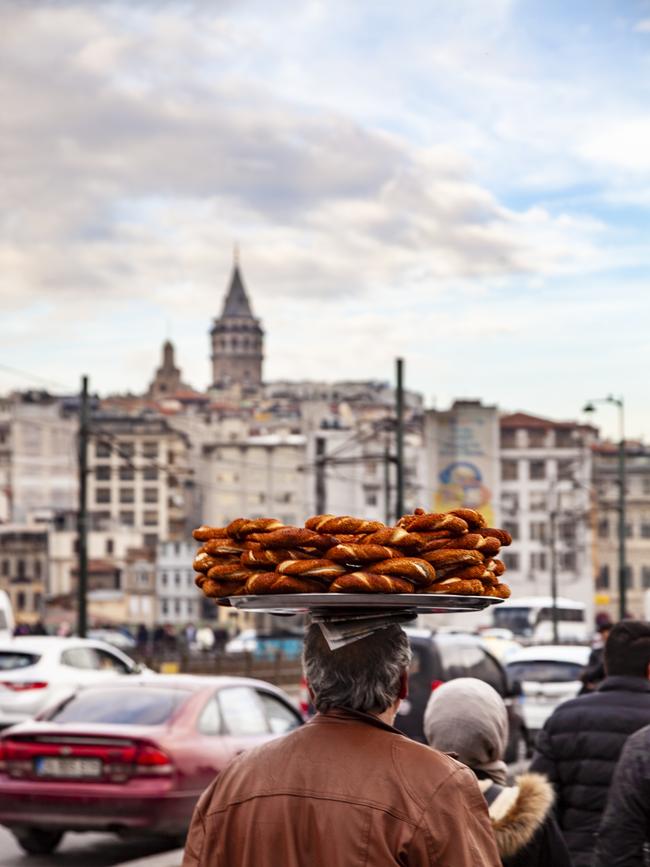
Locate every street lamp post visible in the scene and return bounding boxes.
[583,396,626,620]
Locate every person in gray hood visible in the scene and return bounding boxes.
[424,678,571,867]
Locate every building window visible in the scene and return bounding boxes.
[106,539,114,555]
[17,559,25,579]
[641,522,650,539]
[597,564,610,589]
[95,466,111,481]
[119,488,135,504]
[162,599,168,616]
[559,521,575,544]
[95,442,111,458]
[143,441,158,459]
[95,488,111,504]
[144,488,158,504]
[557,460,574,481]
[501,493,519,513]
[501,552,520,571]
[529,494,547,512]
[624,565,634,588]
[162,572,168,587]
[365,492,378,507]
[119,511,134,527]
[34,560,41,579]
[500,429,516,448]
[119,467,135,482]
[598,519,609,539]
[643,477,650,495]
[143,467,158,481]
[531,551,547,571]
[528,429,547,448]
[626,523,634,538]
[281,492,293,503]
[529,460,546,480]
[503,521,519,541]
[258,493,266,504]
[555,429,574,448]
[560,551,576,572]
[642,566,650,589]
[501,460,518,481]
[144,510,158,526]
[175,572,181,586]
[530,521,547,542]
[16,591,26,611]
[144,533,158,548]
[119,442,135,458]
[1,560,8,576]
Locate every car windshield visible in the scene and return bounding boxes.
[49,688,192,725]
[0,651,40,670]
[506,660,584,684]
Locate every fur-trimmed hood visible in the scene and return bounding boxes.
[478,773,555,859]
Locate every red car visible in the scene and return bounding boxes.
[0,674,303,855]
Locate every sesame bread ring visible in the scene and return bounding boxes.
[399,513,469,534]
[305,515,385,534]
[226,518,286,538]
[329,572,415,593]
[246,528,338,550]
[479,528,513,547]
[192,526,229,542]
[325,544,400,564]
[420,534,501,556]
[334,534,367,544]
[362,527,422,549]
[480,570,499,587]
[242,572,323,595]
[206,563,252,581]
[366,558,436,586]
[192,552,222,573]
[435,564,490,582]
[425,578,485,596]
[200,577,249,598]
[396,508,426,528]
[241,547,312,568]
[202,538,247,557]
[276,559,347,581]
[485,558,506,576]
[422,549,484,569]
[489,582,511,599]
[448,508,487,529]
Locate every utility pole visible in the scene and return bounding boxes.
[549,498,559,644]
[395,358,405,520]
[383,440,391,524]
[77,375,89,638]
[315,435,327,514]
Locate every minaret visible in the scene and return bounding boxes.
[210,250,264,391]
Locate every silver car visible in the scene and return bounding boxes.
[0,636,147,729]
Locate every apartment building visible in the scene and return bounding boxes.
[0,524,47,624]
[0,392,77,523]
[87,413,192,550]
[593,443,650,619]
[498,412,597,617]
[157,540,201,624]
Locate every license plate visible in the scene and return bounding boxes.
[35,757,102,778]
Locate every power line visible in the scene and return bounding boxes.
[0,363,75,393]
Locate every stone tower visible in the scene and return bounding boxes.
[210,255,264,391]
[147,340,187,399]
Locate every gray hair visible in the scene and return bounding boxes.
[302,623,412,714]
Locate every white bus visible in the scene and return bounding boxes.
[492,596,588,644]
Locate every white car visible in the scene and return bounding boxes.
[505,645,590,734]
[0,636,148,729]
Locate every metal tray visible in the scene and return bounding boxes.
[220,593,504,615]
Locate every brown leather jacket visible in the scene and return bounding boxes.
[183,708,501,867]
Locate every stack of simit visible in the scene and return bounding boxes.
[191,508,511,601]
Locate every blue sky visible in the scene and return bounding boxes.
[1,0,650,440]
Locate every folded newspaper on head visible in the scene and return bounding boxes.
[312,609,418,650]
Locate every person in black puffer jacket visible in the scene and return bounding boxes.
[593,722,650,867]
[530,620,650,867]
[424,678,571,867]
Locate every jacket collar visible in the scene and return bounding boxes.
[310,707,403,735]
[597,675,650,693]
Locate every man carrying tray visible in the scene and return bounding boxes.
[183,622,501,866]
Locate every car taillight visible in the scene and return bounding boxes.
[135,745,173,776]
[431,680,444,692]
[0,681,48,691]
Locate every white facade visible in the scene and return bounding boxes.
[200,435,309,527]
[498,414,596,621]
[157,541,201,624]
[0,394,77,523]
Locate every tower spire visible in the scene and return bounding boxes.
[233,241,240,266]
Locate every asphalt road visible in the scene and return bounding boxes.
[0,825,180,867]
